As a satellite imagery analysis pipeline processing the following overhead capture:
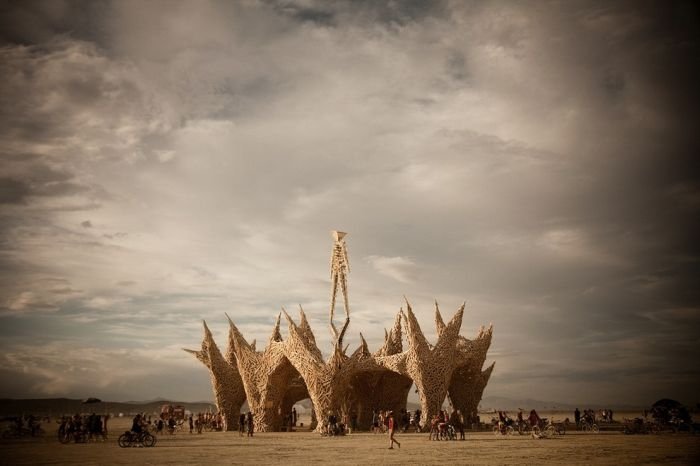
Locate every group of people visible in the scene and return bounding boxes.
[492,409,548,433]
[370,408,422,434]
[574,408,608,427]
[3,415,44,438]
[128,411,228,436]
[429,409,467,440]
[58,413,109,442]
[191,412,225,433]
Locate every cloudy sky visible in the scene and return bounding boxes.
[1,0,698,407]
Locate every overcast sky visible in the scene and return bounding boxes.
[1,0,698,407]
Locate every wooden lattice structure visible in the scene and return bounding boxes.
[183,321,246,431]
[185,232,494,431]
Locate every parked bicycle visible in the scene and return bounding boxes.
[514,419,530,436]
[531,418,555,438]
[492,417,515,436]
[580,419,600,433]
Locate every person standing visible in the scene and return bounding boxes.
[574,408,581,428]
[246,412,254,437]
[387,411,401,449]
[457,410,465,440]
[239,413,246,437]
[292,407,297,426]
[188,414,194,434]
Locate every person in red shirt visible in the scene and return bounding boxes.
[388,411,401,449]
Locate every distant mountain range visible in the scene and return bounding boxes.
[0,398,217,417]
[0,395,652,417]
[479,396,647,411]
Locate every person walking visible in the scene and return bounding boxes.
[239,413,245,437]
[388,411,401,449]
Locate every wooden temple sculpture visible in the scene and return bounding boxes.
[183,320,246,431]
[436,302,495,423]
[226,313,308,432]
[375,300,465,427]
[185,231,494,431]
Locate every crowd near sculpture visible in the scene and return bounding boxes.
[185,231,494,432]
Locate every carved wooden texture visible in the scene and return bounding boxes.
[183,320,246,431]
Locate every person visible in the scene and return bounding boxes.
[528,409,541,428]
[292,407,297,426]
[239,413,246,437]
[327,411,337,435]
[430,414,440,440]
[188,414,194,434]
[387,411,401,449]
[131,414,143,434]
[372,410,379,434]
[456,410,465,440]
[574,408,581,427]
[517,409,525,432]
[197,413,204,434]
[246,411,254,437]
[350,411,357,433]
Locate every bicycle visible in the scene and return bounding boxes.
[117,430,157,448]
[58,428,88,444]
[493,422,515,436]
[440,424,457,440]
[531,418,555,438]
[580,420,599,434]
[515,420,531,436]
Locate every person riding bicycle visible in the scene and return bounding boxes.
[131,414,143,434]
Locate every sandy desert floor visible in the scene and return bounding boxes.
[2,418,700,466]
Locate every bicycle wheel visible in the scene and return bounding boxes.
[591,424,599,434]
[492,426,500,436]
[58,431,72,444]
[506,426,515,436]
[142,433,156,447]
[531,425,541,437]
[118,433,130,448]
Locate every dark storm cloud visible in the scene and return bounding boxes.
[0,0,111,46]
[0,0,698,405]
[0,178,30,204]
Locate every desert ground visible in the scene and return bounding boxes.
[2,415,700,466]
